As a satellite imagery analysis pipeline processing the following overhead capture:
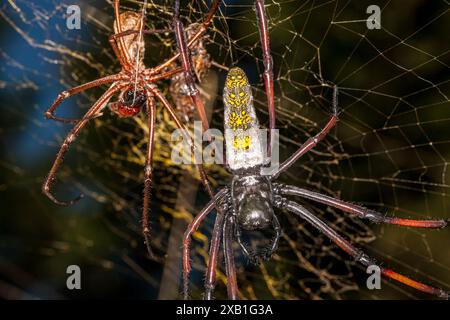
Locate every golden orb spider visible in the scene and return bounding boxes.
[42,0,225,260]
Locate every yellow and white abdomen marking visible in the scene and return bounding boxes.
[224,67,264,171]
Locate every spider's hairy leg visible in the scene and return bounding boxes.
[173,0,210,131]
[141,93,163,262]
[223,216,239,300]
[275,184,449,228]
[272,86,338,179]
[276,197,449,299]
[45,75,125,123]
[182,188,228,299]
[43,84,127,206]
[255,0,275,155]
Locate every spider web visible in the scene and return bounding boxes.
[0,0,449,300]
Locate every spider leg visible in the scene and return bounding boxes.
[173,0,210,131]
[272,86,338,179]
[275,196,449,299]
[275,183,449,228]
[182,188,228,299]
[148,67,184,82]
[235,226,252,260]
[45,75,125,123]
[255,0,275,155]
[223,216,239,300]
[151,0,223,75]
[140,92,163,262]
[43,83,127,206]
[210,61,229,72]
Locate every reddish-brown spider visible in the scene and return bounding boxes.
[42,0,224,259]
